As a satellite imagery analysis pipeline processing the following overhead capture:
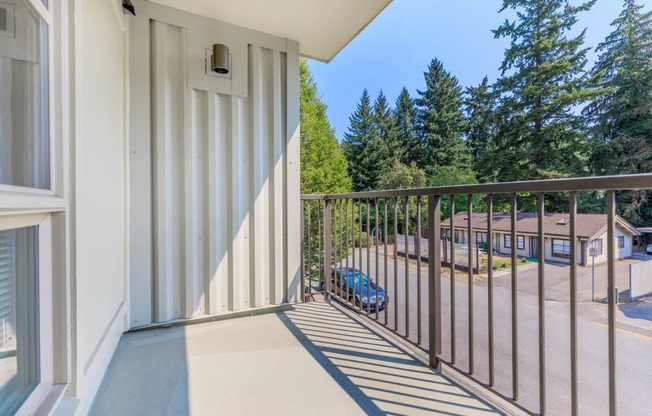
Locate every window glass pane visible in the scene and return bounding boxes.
[0,0,50,189]
[517,235,525,249]
[0,226,39,415]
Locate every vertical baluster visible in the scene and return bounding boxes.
[450,195,456,364]
[487,194,495,387]
[416,196,422,344]
[384,198,389,325]
[367,198,371,315]
[537,192,546,414]
[375,198,380,320]
[351,199,356,307]
[404,196,410,336]
[307,201,312,298]
[468,195,474,375]
[394,197,399,331]
[340,199,351,302]
[569,191,578,416]
[607,190,617,416]
[359,200,363,312]
[301,200,305,302]
[324,199,332,299]
[511,193,519,401]
[337,199,345,299]
[318,200,323,290]
[429,195,442,368]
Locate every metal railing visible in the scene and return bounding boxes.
[300,173,652,416]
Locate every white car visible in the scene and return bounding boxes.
[647,243,652,255]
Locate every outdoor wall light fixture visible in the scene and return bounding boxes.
[211,44,230,74]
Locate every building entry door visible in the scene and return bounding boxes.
[531,237,539,259]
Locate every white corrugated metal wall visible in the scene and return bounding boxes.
[128,1,300,327]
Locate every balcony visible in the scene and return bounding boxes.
[89,300,500,416]
[89,174,652,416]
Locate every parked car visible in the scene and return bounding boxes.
[647,244,652,255]
[327,267,387,312]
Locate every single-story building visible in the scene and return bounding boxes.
[442,212,640,266]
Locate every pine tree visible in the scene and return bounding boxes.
[342,89,382,191]
[585,0,652,143]
[394,88,423,166]
[416,58,470,174]
[584,0,652,226]
[492,0,598,181]
[373,90,403,170]
[464,77,497,176]
[300,60,351,194]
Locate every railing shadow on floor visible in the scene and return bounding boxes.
[277,301,503,416]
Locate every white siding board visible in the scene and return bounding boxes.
[286,39,301,303]
[128,8,152,328]
[151,20,185,322]
[251,46,268,308]
[271,49,285,304]
[130,3,300,325]
[184,89,204,317]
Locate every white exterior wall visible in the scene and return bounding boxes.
[586,227,633,265]
[60,0,302,413]
[68,0,129,413]
[128,1,301,327]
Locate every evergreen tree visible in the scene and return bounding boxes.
[394,88,424,166]
[416,58,470,173]
[585,0,652,225]
[373,90,403,169]
[342,89,382,191]
[464,76,497,177]
[492,0,598,181]
[585,0,652,144]
[300,60,351,194]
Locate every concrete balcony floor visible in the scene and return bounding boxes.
[89,301,501,416]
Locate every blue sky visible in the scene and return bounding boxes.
[307,0,649,142]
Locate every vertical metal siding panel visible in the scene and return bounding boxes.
[250,46,271,308]
[271,50,285,304]
[183,88,204,318]
[128,14,152,327]
[152,21,185,322]
[285,39,301,303]
[152,21,172,322]
[217,94,232,312]
[205,93,231,315]
[230,95,250,311]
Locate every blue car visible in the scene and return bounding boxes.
[329,267,387,312]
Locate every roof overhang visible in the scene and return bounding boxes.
[146,0,393,63]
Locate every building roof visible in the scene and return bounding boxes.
[148,0,393,62]
[442,212,640,240]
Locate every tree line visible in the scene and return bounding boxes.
[302,0,652,227]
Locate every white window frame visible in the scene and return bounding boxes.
[517,235,525,250]
[617,236,625,249]
[0,0,64,205]
[0,213,55,414]
[0,0,68,413]
[552,239,571,259]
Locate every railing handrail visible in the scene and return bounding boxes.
[301,173,652,200]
